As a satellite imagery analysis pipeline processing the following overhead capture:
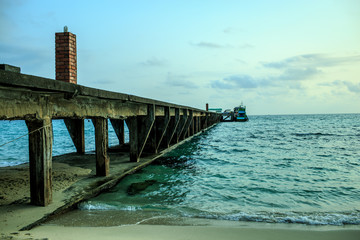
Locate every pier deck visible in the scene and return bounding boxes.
[0,68,221,208]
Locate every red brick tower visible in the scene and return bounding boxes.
[55,27,77,84]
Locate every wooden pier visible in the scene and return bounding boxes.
[0,67,221,206]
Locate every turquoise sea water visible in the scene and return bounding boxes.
[1,114,360,225]
[0,119,127,167]
[77,114,360,225]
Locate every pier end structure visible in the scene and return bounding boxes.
[0,68,221,206]
[55,27,77,84]
[55,28,86,155]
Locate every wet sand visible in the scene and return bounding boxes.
[7,221,360,240]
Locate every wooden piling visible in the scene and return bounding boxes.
[197,116,201,132]
[163,108,179,148]
[181,110,193,139]
[190,116,195,136]
[64,119,85,153]
[147,119,157,153]
[126,116,139,162]
[126,104,155,162]
[93,118,109,176]
[25,118,53,206]
[176,109,188,142]
[110,119,125,145]
[156,106,170,151]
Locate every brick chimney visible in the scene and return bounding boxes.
[55,27,77,84]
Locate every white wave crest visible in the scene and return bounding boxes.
[78,201,142,211]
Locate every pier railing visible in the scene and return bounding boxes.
[0,68,221,206]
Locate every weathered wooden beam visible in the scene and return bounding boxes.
[156,106,170,151]
[201,116,206,130]
[93,118,109,176]
[204,113,209,129]
[125,116,139,162]
[193,116,198,134]
[25,118,53,206]
[166,108,180,146]
[110,119,125,145]
[197,116,201,131]
[147,119,157,153]
[181,110,193,139]
[145,106,170,153]
[176,109,188,142]
[138,104,155,156]
[126,104,155,162]
[64,119,85,153]
[0,70,211,114]
[0,87,147,120]
[190,116,194,136]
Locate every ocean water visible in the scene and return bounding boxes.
[76,114,360,226]
[0,119,127,167]
[1,114,360,226]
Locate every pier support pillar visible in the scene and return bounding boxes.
[110,119,125,145]
[155,106,170,151]
[64,119,85,153]
[164,108,179,148]
[193,116,198,133]
[190,116,194,136]
[25,118,53,206]
[204,113,209,129]
[126,104,155,162]
[126,116,139,162]
[181,110,193,139]
[93,118,109,176]
[147,120,157,153]
[196,116,201,131]
[201,116,206,130]
[176,109,188,142]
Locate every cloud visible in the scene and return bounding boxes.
[263,54,360,69]
[165,72,198,89]
[238,43,254,49]
[278,67,322,81]
[190,41,231,49]
[211,74,258,89]
[222,27,246,34]
[258,53,360,83]
[140,57,167,67]
[344,81,360,93]
[211,67,321,90]
[223,27,234,34]
[212,54,340,91]
[323,80,360,94]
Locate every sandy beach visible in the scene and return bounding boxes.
[1,149,359,240]
[0,150,162,239]
[3,221,360,240]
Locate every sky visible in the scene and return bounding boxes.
[1,0,359,115]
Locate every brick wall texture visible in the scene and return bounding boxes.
[55,32,77,84]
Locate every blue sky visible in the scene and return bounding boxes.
[1,0,359,115]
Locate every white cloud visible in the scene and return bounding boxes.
[165,72,199,89]
[262,54,360,69]
[190,41,231,49]
[140,57,167,67]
